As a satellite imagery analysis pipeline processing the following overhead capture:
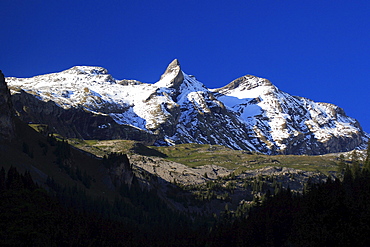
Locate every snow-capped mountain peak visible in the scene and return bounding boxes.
[6,60,369,154]
[155,59,184,89]
[219,75,273,91]
[65,66,109,75]
[213,75,276,100]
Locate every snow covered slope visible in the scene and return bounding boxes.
[213,75,368,154]
[6,60,368,154]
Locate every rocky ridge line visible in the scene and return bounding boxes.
[6,60,369,154]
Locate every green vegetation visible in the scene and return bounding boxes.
[209,165,370,246]
[4,122,367,246]
[66,140,341,174]
[67,139,166,158]
[2,152,370,246]
[151,144,339,173]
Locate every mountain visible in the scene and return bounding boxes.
[6,60,368,154]
[213,75,368,154]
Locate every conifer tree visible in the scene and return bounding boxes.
[364,139,370,171]
[343,164,353,184]
[351,150,361,178]
[6,166,22,190]
[337,154,346,176]
[0,167,5,191]
[22,170,37,190]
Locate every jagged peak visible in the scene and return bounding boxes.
[163,59,181,74]
[156,59,184,89]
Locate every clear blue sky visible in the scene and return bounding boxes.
[1,0,369,132]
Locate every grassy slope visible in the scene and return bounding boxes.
[152,144,339,174]
[64,137,341,175]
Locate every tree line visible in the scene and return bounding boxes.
[2,136,370,246]
[208,146,370,246]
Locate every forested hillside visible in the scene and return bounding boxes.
[209,161,370,246]
[0,166,206,246]
[1,147,370,246]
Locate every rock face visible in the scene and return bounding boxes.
[0,71,15,141]
[158,59,184,90]
[6,60,369,154]
[129,154,232,185]
[106,154,134,188]
[11,90,157,144]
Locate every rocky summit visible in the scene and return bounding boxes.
[6,59,369,154]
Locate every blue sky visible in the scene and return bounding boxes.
[1,0,369,132]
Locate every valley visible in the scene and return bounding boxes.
[65,137,346,212]
[1,64,370,245]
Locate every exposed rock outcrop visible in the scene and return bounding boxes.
[0,70,15,141]
[158,59,184,90]
[106,153,134,188]
[11,90,157,144]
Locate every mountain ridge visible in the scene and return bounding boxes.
[6,59,369,154]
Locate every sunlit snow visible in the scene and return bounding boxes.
[6,64,368,154]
